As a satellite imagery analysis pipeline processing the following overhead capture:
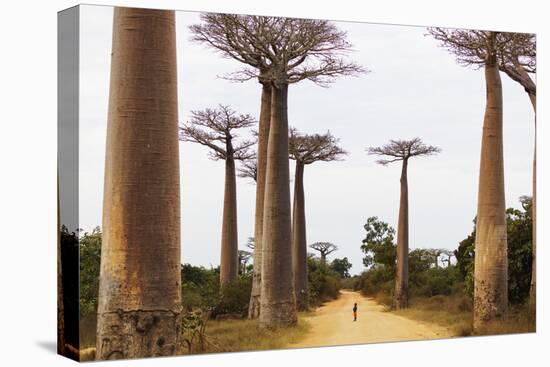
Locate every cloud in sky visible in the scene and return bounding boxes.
[78,5,535,275]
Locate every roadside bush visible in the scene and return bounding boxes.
[355,266,393,295]
[214,276,252,317]
[307,257,341,307]
[181,264,220,311]
[411,267,461,297]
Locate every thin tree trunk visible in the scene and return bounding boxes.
[505,62,536,311]
[525,71,536,310]
[220,155,239,285]
[96,8,182,360]
[473,55,508,331]
[260,83,297,328]
[394,158,409,309]
[292,161,308,310]
[249,83,272,319]
[529,118,536,310]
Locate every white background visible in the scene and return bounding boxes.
[0,0,547,366]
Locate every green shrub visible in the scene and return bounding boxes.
[307,257,342,307]
[215,276,252,317]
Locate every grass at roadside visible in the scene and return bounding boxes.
[392,295,473,336]
[182,315,311,355]
[384,294,535,337]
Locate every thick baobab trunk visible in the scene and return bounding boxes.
[394,158,409,309]
[220,155,239,286]
[292,161,308,310]
[260,83,297,328]
[96,8,182,360]
[473,59,508,331]
[249,83,272,319]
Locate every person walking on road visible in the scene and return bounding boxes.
[353,302,358,321]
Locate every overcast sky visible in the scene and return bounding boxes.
[78,5,535,275]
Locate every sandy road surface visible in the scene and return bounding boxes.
[290,290,454,348]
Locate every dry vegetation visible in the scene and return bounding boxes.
[181,316,311,355]
[390,294,535,337]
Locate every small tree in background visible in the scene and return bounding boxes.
[310,242,338,267]
[331,257,353,278]
[368,138,440,309]
[180,105,256,286]
[361,216,397,271]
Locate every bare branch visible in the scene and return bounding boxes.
[237,156,258,183]
[309,242,338,256]
[190,14,368,86]
[367,138,441,165]
[289,127,347,164]
[179,104,257,161]
[428,27,536,77]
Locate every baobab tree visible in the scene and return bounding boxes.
[498,34,536,308]
[289,128,347,310]
[440,249,454,268]
[368,138,440,309]
[97,8,181,360]
[429,249,442,268]
[179,105,256,286]
[310,242,338,267]
[190,16,276,320]
[190,15,366,327]
[428,28,526,328]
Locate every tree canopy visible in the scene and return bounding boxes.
[289,128,347,164]
[367,138,441,165]
[330,257,353,278]
[179,105,256,161]
[360,216,396,270]
[190,14,367,86]
[310,242,338,258]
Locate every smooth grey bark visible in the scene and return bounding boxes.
[249,83,272,319]
[473,57,508,331]
[292,161,308,310]
[96,8,182,360]
[259,83,297,328]
[394,158,409,309]
[220,154,239,286]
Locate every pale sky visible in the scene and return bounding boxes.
[78,5,535,275]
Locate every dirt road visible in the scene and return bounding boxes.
[290,290,454,348]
